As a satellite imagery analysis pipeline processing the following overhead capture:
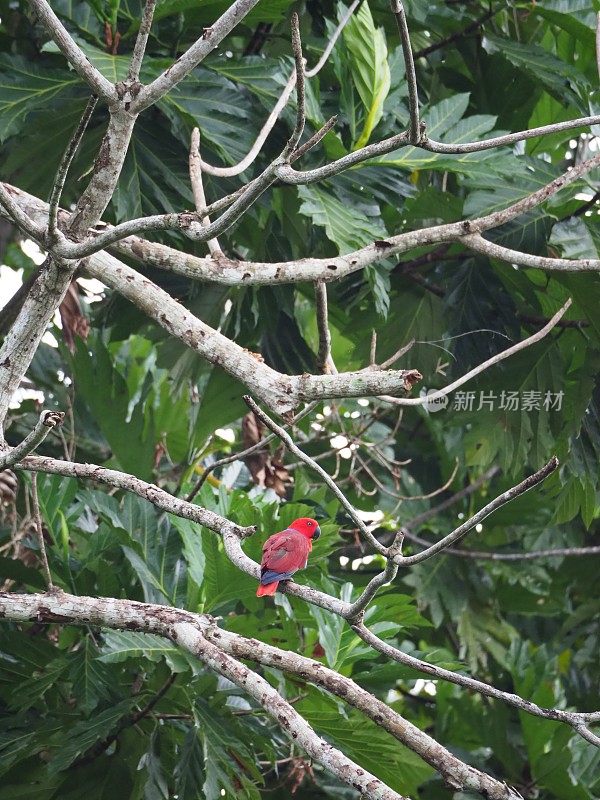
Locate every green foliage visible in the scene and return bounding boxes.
[342,1,391,148]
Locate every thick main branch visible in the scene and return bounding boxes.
[0,590,522,799]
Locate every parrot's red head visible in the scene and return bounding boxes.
[289,517,321,540]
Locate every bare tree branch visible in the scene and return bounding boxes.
[0,410,64,469]
[0,589,597,758]
[243,395,389,555]
[463,233,600,271]
[185,402,318,502]
[47,95,98,241]
[390,0,421,143]
[387,300,571,409]
[128,0,156,82]
[315,280,334,374]
[131,0,262,113]
[174,623,407,800]
[66,111,142,237]
[19,454,254,539]
[194,0,352,178]
[189,128,222,255]
[398,458,559,566]
[18,452,346,616]
[306,0,361,77]
[277,132,600,186]
[178,113,337,216]
[344,539,402,622]
[112,145,600,278]
[420,116,600,152]
[573,722,600,749]
[0,207,575,425]
[9,454,600,742]
[197,70,298,177]
[83,251,423,413]
[404,466,500,530]
[284,13,306,157]
[0,588,534,796]
[0,189,576,420]
[27,0,117,102]
[0,184,45,242]
[30,472,53,589]
[0,258,73,436]
[352,623,600,742]
[402,528,600,560]
[205,623,522,800]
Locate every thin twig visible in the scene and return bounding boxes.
[305,0,361,77]
[196,0,352,179]
[184,401,318,502]
[0,410,64,470]
[315,280,334,374]
[131,0,261,113]
[352,622,600,745]
[377,340,415,370]
[397,457,559,566]
[77,672,176,765]
[243,395,388,555]
[344,532,404,621]
[284,13,306,157]
[127,0,156,81]
[390,0,421,143]
[290,115,337,161]
[369,331,377,366]
[355,452,458,502]
[413,6,495,58]
[189,128,222,255]
[402,528,600,560]
[31,473,53,589]
[197,71,297,177]
[47,96,98,240]
[28,0,117,102]
[188,114,337,220]
[389,299,572,408]
[405,466,500,530]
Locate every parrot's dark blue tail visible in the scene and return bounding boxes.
[257,569,294,597]
[261,569,294,583]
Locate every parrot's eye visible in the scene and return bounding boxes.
[307,521,313,526]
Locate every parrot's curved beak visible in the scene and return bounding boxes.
[312,525,322,540]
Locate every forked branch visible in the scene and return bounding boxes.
[0,410,64,469]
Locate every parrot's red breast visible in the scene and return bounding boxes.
[256,517,321,597]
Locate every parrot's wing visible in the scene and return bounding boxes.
[261,530,310,575]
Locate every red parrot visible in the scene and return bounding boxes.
[256,517,321,597]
